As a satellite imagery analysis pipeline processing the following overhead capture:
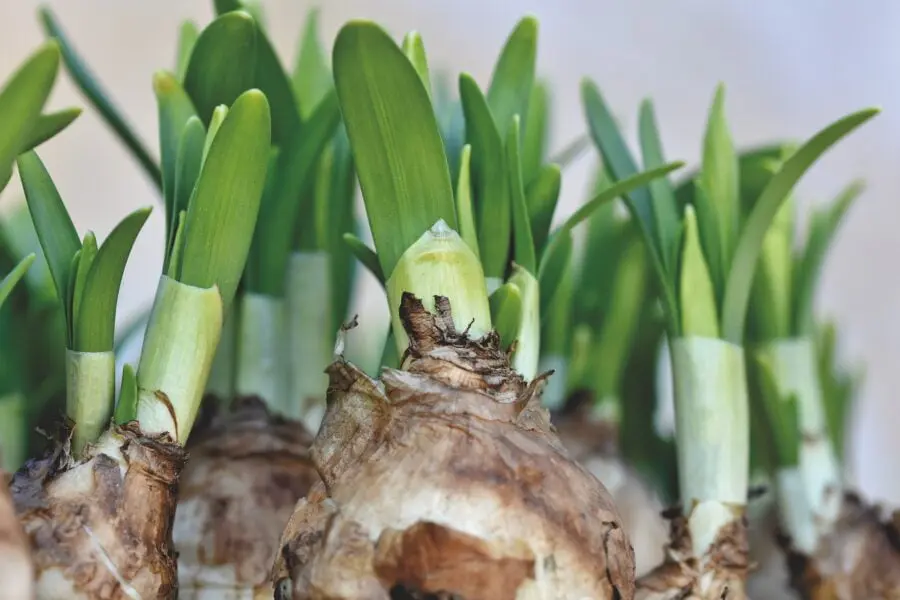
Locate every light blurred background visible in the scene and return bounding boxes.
[2,0,898,502]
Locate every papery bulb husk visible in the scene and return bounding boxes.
[1,468,33,600]
[552,398,668,578]
[779,491,900,599]
[11,421,186,599]
[634,506,750,599]
[174,395,320,599]
[272,294,636,600]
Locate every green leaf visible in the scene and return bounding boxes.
[526,164,561,256]
[166,116,206,269]
[201,105,229,165]
[455,144,480,257]
[678,205,719,337]
[333,21,457,279]
[699,84,740,297]
[153,71,198,244]
[292,8,332,118]
[522,80,548,183]
[343,233,385,286]
[16,151,81,304]
[460,73,509,279]
[638,99,681,273]
[167,210,187,280]
[213,0,242,14]
[178,89,271,312]
[71,232,98,340]
[114,363,138,424]
[752,354,801,466]
[327,129,359,331]
[582,79,681,333]
[402,31,432,99]
[792,180,864,336]
[486,16,537,139]
[0,254,36,309]
[19,108,82,155]
[65,250,81,344]
[251,19,302,144]
[39,8,161,189]
[0,41,60,190]
[537,228,572,320]
[507,116,536,274]
[255,91,341,294]
[75,207,152,352]
[721,108,879,344]
[175,20,200,82]
[183,12,257,128]
[489,281,523,349]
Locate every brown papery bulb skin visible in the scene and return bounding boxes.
[553,398,668,578]
[634,507,750,599]
[272,293,636,600]
[781,492,900,599]
[11,421,185,599]
[174,396,320,598]
[1,468,33,600]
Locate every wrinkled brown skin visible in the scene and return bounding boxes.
[174,395,320,598]
[780,492,900,599]
[273,293,636,600]
[553,400,668,578]
[11,421,185,599]
[1,467,34,600]
[634,507,750,599]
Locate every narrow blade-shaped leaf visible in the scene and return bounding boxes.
[175,20,200,82]
[678,205,719,337]
[0,41,60,189]
[486,16,537,139]
[114,363,138,424]
[0,254,36,309]
[75,207,152,352]
[456,144,480,257]
[19,108,82,155]
[333,21,456,278]
[507,116,536,274]
[292,8,332,118]
[252,20,302,143]
[526,164,561,256]
[39,8,161,188]
[178,89,271,312]
[638,99,681,272]
[166,117,207,268]
[537,228,572,320]
[490,281,523,348]
[71,232,98,338]
[721,108,879,343]
[460,73,509,279]
[16,151,81,303]
[154,71,198,237]
[256,91,341,294]
[522,80,548,182]
[183,11,257,127]
[343,233,385,286]
[402,31,432,99]
[792,180,864,336]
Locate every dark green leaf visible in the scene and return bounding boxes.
[178,89,271,312]
[402,31,432,99]
[460,73,508,279]
[114,363,138,424]
[255,91,341,294]
[0,254,36,309]
[792,180,864,336]
[721,108,879,343]
[153,71,197,245]
[489,281,523,349]
[507,116,535,274]
[175,20,200,82]
[183,12,257,127]
[75,207,152,352]
[526,164,561,256]
[292,8,332,118]
[251,20,302,144]
[334,21,456,279]
[537,228,572,320]
[71,232,97,340]
[638,99,681,273]
[0,41,60,190]
[40,8,161,189]
[521,80,548,183]
[19,108,82,155]
[16,151,81,305]
[486,16,537,139]
[343,233,384,286]
[65,250,80,344]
